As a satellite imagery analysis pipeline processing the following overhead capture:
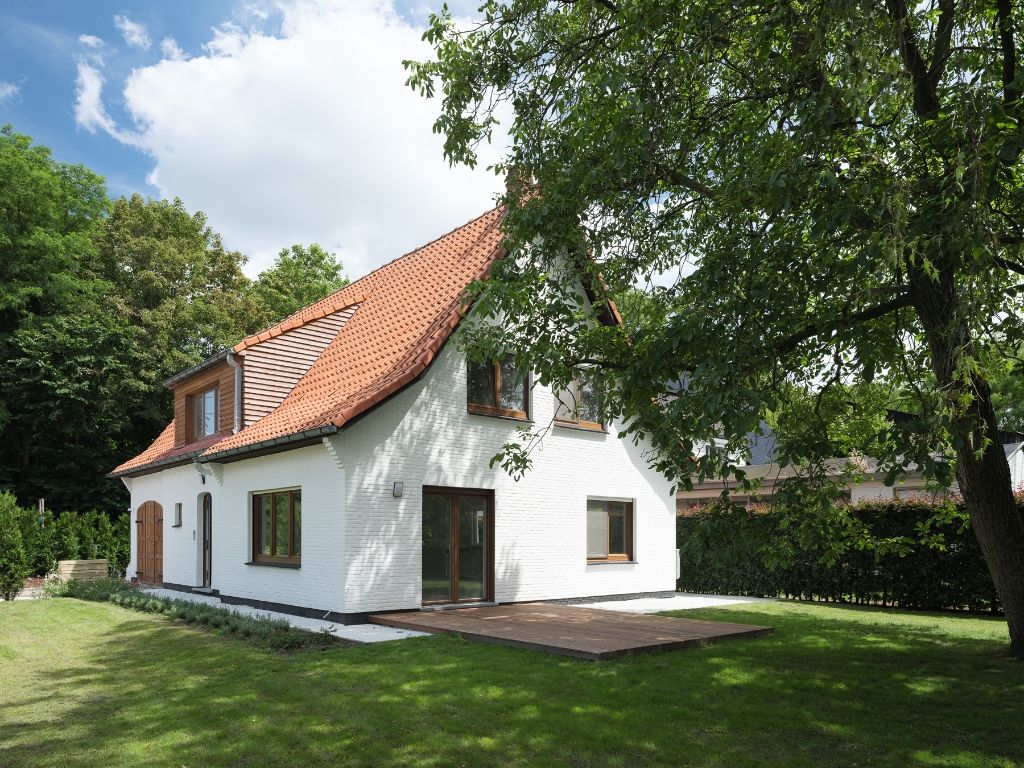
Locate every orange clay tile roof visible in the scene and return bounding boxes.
[112,204,507,477]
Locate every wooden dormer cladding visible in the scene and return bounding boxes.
[240,304,359,426]
[172,361,235,448]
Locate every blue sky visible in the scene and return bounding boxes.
[0,1,501,277]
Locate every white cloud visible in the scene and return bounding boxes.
[160,37,186,60]
[73,63,140,146]
[0,81,19,105]
[78,34,104,48]
[81,0,504,278]
[113,14,151,50]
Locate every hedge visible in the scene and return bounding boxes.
[46,578,342,651]
[0,491,130,579]
[677,497,1015,613]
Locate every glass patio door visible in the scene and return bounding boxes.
[422,489,492,605]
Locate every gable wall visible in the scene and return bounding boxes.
[241,306,358,426]
[331,339,677,614]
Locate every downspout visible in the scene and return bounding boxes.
[226,351,242,434]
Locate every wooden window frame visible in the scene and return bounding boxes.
[466,357,530,420]
[554,374,604,431]
[586,497,635,563]
[188,386,219,442]
[250,488,301,566]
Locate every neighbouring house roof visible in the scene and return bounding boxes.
[112,204,511,477]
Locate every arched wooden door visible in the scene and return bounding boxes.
[136,501,163,585]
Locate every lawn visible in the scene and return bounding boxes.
[0,599,1021,768]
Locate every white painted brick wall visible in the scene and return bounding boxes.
[334,340,677,613]
[127,445,345,613]
[128,339,676,615]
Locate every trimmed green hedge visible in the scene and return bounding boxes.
[677,498,1013,612]
[0,492,129,577]
[47,579,342,651]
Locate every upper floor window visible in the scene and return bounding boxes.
[192,388,219,440]
[555,372,602,430]
[467,356,529,419]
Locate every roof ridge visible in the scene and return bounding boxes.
[236,203,506,346]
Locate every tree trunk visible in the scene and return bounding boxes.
[953,375,1024,658]
[912,265,1024,657]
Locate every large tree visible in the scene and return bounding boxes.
[408,0,1024,654]
[250,243,349,324]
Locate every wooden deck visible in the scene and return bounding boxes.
[369,603,773,660]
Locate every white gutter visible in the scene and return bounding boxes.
[226,351,242,434]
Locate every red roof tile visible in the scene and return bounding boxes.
[113,205,507,476]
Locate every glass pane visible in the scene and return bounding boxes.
[258,496,272,556]
[467,362,496,407]
[577,375,601,425]
[608,501,630,556]
[554,384,576,421]
[458,496,486,601]
[497,357,526,412]
[203,390,217,435]
[292,493,301,556]
[194,395,204,437]
[586,500,608,558]
[422,494,452,603]
[274,494,290,556]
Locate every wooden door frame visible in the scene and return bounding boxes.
[135,500,163,586]
[201,493,212,588]
[422,486,495,605]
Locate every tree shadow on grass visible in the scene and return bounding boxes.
[2,599,1023,768]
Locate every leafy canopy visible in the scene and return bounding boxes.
[407,0,1024,490]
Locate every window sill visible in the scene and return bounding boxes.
[245,560,301,569]
[553,420,606,434]
[467,407,532,424]
[170,524,182,529]
[586,559,637,566]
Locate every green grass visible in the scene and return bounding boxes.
[0,599,1020,768]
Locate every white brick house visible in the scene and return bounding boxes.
[112,206,677,622]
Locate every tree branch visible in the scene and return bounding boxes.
[994,255,1024,275]
[995,0,1019,106]
[930,0,956,85]
[885,0,942,118]
[773,292,915,358]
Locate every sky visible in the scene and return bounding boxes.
[0,0,504,279]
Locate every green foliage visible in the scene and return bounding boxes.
[250,243,349,324]
[0,492,30,600]
[407,0,1024,488]
[0,495,129,577]
[410,0,1024,650]
[0,129,351,512]
[678,497,1012,612]
[49,578,339,651]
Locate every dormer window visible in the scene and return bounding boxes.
[192,387,219,440]
[555,372,603,430]
[467,355,529,419]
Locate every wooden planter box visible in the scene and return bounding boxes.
[57,559,109,581]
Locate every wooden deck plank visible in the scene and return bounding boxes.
[369,603,772,660]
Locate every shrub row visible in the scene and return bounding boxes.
[47,578,342,650]
[677,498,1013,613]
[0,491,130,579]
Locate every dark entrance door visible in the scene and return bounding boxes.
[422,488,494,605]
[201,493,212,588]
